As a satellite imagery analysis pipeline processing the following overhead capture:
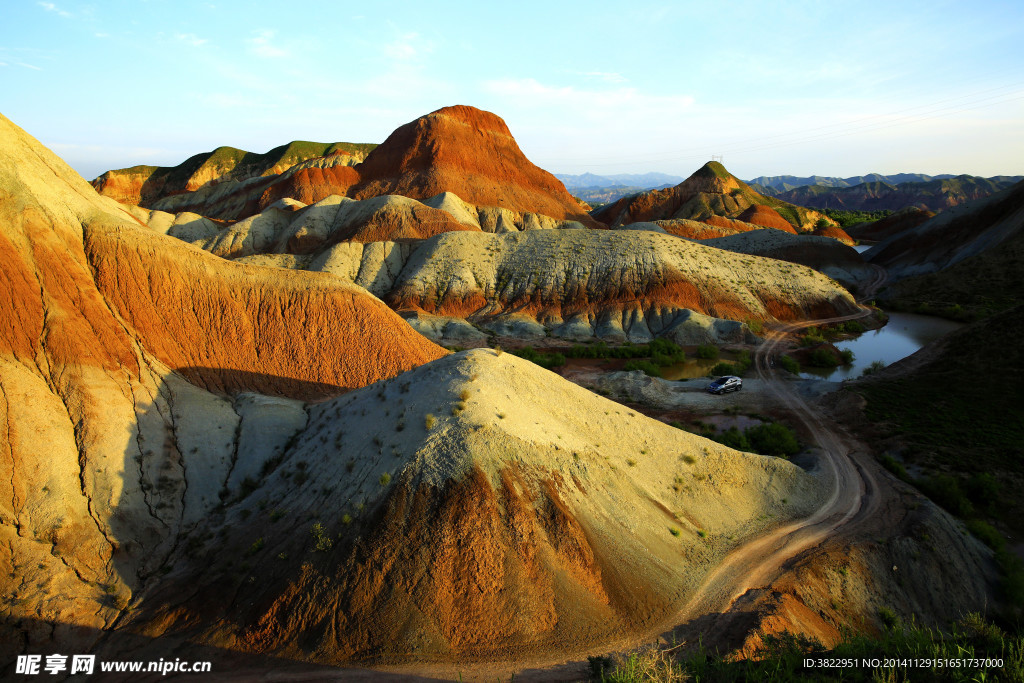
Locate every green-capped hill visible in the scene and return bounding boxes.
[91,140,377,206]
[591,161,834,235]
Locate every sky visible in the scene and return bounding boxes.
[3,0,1023,182]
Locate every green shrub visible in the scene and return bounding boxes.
[966,519,1004,551]
[734,350,752,374]
[696,344,719,359]
[844,320,866,334]
[800,328,826,346]
[746,422,800,457]
[965,472,999,512]
[623,359,662,377]
[919,474,973,517]
[779,354,800,374]
[809,347,839,367]
[310,522,333,552]
[861,359,887,376]
[879,454,909,481]
[710,362,735,376]
[715,427,751,452]
[512,346,567,369]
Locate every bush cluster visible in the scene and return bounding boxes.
[514,338,688,373]
[697,421,800,457]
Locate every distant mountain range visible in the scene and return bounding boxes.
[746,173,962,195]
[558,170,1022,212]
[771,175,1023,213]
[555,172,686,189]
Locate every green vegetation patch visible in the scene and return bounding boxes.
[819,208,893,229]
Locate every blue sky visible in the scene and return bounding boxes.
[3,0,1023,181]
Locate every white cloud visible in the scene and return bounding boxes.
[0,62,7,67]
[16,62,43,71]
[38,2,71,18]
[247,29,289,58]
[94,32,110,39]
[175,33,208,47]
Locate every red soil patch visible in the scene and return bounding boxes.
[811,224,855,245]
[738,205,797,233]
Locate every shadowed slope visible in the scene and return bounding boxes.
[866,180,1024,280]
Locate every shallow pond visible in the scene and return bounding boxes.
[799,311,963,380]
[660,358,723,380]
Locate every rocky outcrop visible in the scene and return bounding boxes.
[155,191,586,260]
[91,141,374,206]
[592,162,832,233]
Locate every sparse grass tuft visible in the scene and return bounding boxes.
[425,413,436,430]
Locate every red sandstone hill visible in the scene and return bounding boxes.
[123,106,602,228]
[592,161,833,235]
[263,105,601,226]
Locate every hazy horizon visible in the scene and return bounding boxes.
[5,0,1023,182]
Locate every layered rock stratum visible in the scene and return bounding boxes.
[221,227,860,342]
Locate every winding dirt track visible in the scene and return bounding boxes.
[662,288,888,648]
[392,266,895,681]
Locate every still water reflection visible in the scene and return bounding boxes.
[800,311,962,380]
